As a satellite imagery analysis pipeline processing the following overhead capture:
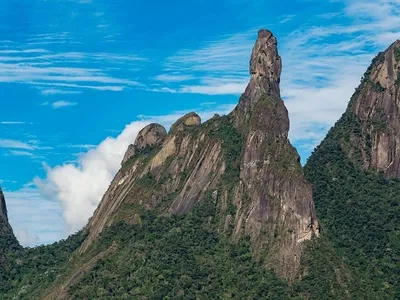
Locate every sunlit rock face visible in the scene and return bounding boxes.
[79,29,320,280]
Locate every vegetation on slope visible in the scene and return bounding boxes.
[304,111,400,299]
[0,231,86,299]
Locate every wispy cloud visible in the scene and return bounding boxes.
[279,14,296,24]
[0,38,145,93]
[9,150,34,157]
[0,139,51,152]
[155,74,194,82]
[63,144,97,150]
[40,88,82,95]
[52,101,78,109]
[280,0,400,152]
[153,0,400,157]
[0,139,36,150]
[0,121,26,125]
[35,103,235,236]
[154,30,255,95]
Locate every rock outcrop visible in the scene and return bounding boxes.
[169,112,201,132]
[0,188,14,237]
[0,187,18,269]
[0,188,8,222]
[80,29,320,280]
[343,40,400,177]
[121,123,167,165]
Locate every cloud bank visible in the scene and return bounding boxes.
[35,121,149,233]
[34,105,234,236]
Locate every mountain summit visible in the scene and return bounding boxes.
[342,40,400,177]
[79,29,320,280]
[304,40,400,298]
[3,31,400,300]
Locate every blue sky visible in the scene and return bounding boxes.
[1,0,399,246]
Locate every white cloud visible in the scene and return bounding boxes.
[51,101,78,109]
[280,0,400,150]
[9,150,34,157]
[0,121,26,125]
[0,139,35,150]
[179,82,247,95]
[35,104,235,235]
[0,38,145,93]
[4,186,66,246]
[35,121,150,233]
[17,229,40,246]
[155,0,400,154]
[155,74,194,82]
[63,144,97,150]
[40,88,82,95]
[155,29,255,96]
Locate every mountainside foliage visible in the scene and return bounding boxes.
[304,111,400,299]
[0,196,380,300]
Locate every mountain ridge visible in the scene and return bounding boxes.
[78,29,320,280]
[1,29,399,300]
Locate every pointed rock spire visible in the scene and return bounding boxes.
[231,30,284,131]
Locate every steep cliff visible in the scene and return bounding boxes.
[79,29,319,280]
[338,40,400,177]
[0,187,19,286]
[304,40,400,298]
[0,188,17,243]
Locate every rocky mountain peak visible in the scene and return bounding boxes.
[232,30,283,130]
[169,112,201,132]
[0,187,17,244]
[344,40,400,177]
[134,123,167,149]
[250,29,281,87]
[0,188,8,222]
[80,29,319,280]
[121,123,167,165]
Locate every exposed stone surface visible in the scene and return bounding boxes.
[0,188,15,238]
[230,29,319,279]
[343,40,400,178]
[0,188,8,222]
[79,29,320,280]
[121,123,167,165]
[169,112,201,132]
[121,144,136,166]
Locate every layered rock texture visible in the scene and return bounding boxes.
[80,29,320,279]
[342,40,400,177]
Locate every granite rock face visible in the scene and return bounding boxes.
[230,29,319,278]
[342,40,400,178]
[79,29,320,280]
[121,123,167,165]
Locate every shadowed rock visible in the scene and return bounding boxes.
[79,29,320,280]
